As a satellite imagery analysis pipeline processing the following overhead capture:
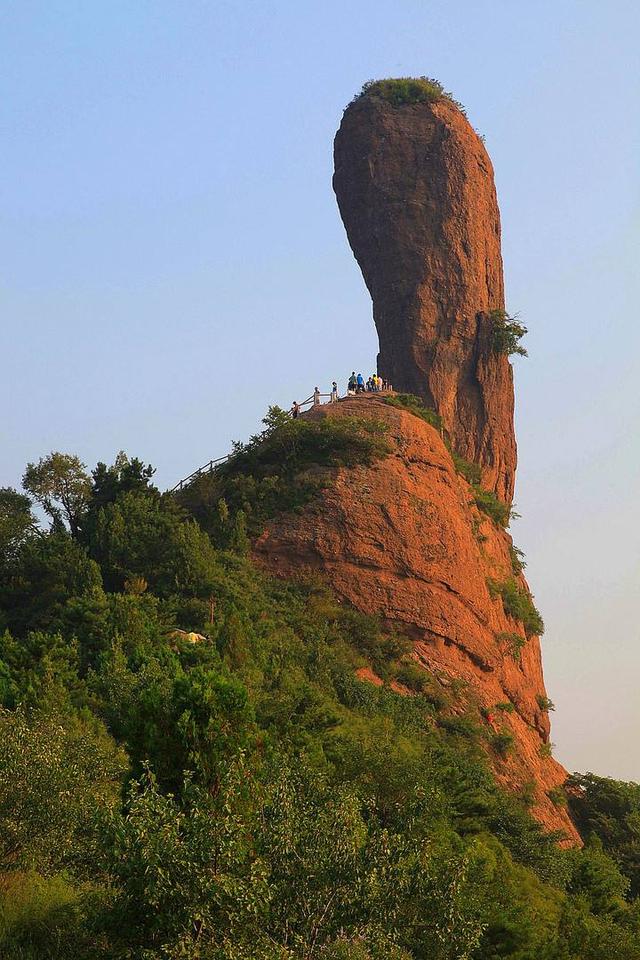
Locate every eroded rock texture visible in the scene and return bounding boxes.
[254,398,578,842]
[333,94,517,503]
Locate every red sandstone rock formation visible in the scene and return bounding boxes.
[333,92,517,504]
[254,397,578,842]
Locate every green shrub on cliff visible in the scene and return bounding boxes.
[489,309,528,357]
[510,543,527,576]
[472,485,512,527]
[488,577,545,637]
[536,695,556,712]
[452,452,482,485]
[355,77,465,113]
[491,730,515,758]
[496,630,527,661]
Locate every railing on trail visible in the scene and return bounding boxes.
[169,387,388,494]
[169,454,231,493]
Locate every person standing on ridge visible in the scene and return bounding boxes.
[348,372,357,395]
[356,373,365,393]
[331,381,338,402]
[313,387,321,406]
[291,401,300,419]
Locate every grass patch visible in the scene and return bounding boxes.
[496,701,516,714]
[392,660,432,695]
[383,393,443,431]
[489,579,544,637]
[547,786,568,808]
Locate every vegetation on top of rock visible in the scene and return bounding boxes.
[232,406,390,473]
[179,406,391,539]
[489,577,545,637]
[489,309,529,357]
[354,77,465,112]
[335,79,516,503]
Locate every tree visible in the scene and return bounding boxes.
[104,760,273,958]
[0,531,103,639]
[86,452,157,520]
[88,490,221,597]
[22,453,91,537]
[567,772,640,897]
[488,309,528,358]
[0,706,125,875]
[0,487,37,564]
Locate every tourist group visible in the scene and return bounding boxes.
[290,373,393,419]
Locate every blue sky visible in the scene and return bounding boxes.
[2,0,639,778]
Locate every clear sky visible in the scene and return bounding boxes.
[2,0,639,780]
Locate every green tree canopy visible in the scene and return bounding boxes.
[22,452,91,537]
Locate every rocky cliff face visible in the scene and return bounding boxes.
[255,397,578,842]
[333,92,516,504]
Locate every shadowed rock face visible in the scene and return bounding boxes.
[333,93,517,503]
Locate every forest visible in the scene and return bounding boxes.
[2,409,640,959]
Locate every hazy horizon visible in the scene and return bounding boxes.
[3,0,639,780]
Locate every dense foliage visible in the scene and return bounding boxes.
[567,773,640,898]
[1,413,639,958]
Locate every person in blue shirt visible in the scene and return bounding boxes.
[356,373,365,393]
